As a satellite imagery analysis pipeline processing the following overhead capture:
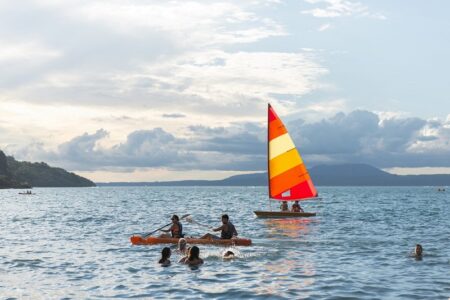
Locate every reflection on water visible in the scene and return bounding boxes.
[264,218,316,238]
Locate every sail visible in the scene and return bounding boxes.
[268,104,317,201]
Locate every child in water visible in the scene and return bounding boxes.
[177,238,188,255]
[223,250,235,259]
[158,247,171,266]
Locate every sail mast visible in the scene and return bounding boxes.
[267,103,272,199]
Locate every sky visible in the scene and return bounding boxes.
[1,0,449,182]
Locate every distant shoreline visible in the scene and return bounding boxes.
[96,163,450,187]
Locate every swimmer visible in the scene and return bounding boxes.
[178,246,191,263]
[159,247,171,267]
[183,246,203,266]
[414,244,423,258]
[223,250,235,259]
[177,238,188,255]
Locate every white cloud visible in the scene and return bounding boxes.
[302,0,385,19]
[318,23,332,31]
[0,40,61,64]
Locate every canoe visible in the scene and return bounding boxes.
[254,211,316,218]
[130,235,252,246]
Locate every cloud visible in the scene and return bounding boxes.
[0,1,327,121]
[302,0,386,19]
[13,123,265,172]
[288,110,450,168]
[318,23,332,31]
[7,110,450,174]
[162,113,186,119]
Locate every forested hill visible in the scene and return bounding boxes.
[0,150,95,188]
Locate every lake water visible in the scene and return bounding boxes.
[0,186,449,299]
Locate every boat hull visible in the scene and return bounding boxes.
[130,235,252,246]
[254,211,316,218]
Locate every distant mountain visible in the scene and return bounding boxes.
[97,163,450,187]
[0,150,95,188]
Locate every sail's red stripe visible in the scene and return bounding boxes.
[272,179,317,201]
[270,164,309,197]
[268,105,278,122]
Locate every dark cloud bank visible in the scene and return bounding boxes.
[17,110,450,172]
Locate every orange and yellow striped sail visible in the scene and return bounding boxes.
[268,104,317,201]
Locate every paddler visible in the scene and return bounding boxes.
[200,214,238,240]
[159,214,184,238]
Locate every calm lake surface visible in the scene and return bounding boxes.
[0,186,449,299]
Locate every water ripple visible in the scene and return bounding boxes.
[0,186,449,299]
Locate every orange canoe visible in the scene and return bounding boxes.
[130,235,252,246]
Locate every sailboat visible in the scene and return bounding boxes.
[254,104,318,218]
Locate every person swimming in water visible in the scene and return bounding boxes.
[177,238,188,255]
[414,244,423,258]
[158,247,171,267]
[223,250,235,259]
[178,246,191,263]
[183,246,203,266]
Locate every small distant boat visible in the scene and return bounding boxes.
[18,191,34,195]
[254,104,318,218]
[130,236,252,246]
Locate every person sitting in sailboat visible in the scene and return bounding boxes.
[200,214,238,240]
[291,201,304,213]
[159,214,184,238]
[280,201,289,212]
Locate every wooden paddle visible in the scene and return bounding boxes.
[141,213,190,238]
[185,216,215,230]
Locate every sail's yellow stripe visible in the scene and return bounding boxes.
[269,148,303,179]
[269,133,295,160]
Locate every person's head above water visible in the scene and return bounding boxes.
[415,244,423,256]
[223,250,235,258]
[188,246,200,260]
[178,238,187,250]
[159,247,171,263]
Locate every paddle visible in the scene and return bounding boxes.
[185,216,215,230]
[141,213,190,238]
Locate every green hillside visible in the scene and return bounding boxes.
[0,150,95,188]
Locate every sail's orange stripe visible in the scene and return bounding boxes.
[270,164,309,197]
[268,118,287,141]
[269,149,303,179]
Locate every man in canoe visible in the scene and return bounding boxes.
[159,214,184,238]
[200,214,238,240]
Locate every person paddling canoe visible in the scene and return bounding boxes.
[159,214,184,238]
[200,214,238,240]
